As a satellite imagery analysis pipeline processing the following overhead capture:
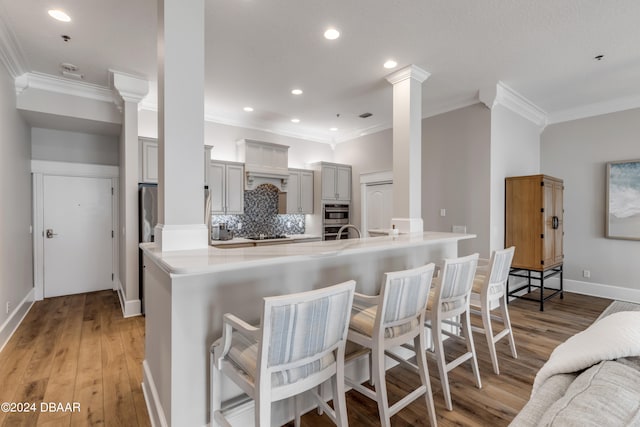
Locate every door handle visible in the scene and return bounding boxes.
[46,229,58,238]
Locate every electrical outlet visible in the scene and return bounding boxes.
[583,270,591,278]
[440,208,446,217]
[5,301,10,314]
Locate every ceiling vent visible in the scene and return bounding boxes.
[60,63,84,79]
[359,112,373,118]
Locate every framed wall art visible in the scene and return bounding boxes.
[606,159,640,240]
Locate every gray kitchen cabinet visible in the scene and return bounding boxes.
[210,160,244,214]
[140,139,214,187]
[139,138,158,183]
[286,169,314,214]
[314,162,351,202]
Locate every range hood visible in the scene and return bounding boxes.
[237,139,290,191]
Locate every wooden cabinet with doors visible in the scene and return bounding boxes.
[505,174,564,310]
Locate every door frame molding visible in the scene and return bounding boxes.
[359,170,393,236]
[31,160,119,300]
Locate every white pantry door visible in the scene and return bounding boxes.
[366,183,393,232]
[43,175,113,298]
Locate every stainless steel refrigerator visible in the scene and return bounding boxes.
[139,183,158,314]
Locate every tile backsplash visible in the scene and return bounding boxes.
[212,183,305,237]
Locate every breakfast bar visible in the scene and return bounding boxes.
[140,231,475,426]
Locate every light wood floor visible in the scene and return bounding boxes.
[0,291,149,427]
[0,290,611,426]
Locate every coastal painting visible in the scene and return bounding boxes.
[606,159,640,240]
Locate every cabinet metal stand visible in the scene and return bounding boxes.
[507,265,563,311]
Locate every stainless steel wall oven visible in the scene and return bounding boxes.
[323,203,350,240]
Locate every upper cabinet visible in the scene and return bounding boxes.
[287,169,314,214]
[314,162,351,202]
[139,139,214,187]
[139,138,158,183]
[210,160,244,215]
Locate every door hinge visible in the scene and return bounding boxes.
[111,187,114,195]
[111,273,114,281]
[541,181,544,186]
[112,230,114,238]
[541,234,544,238]
[541,208,544,213]
[541,260,544,265]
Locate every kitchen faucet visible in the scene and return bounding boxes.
[336,224,361,240]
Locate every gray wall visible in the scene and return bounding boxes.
[336,104,492,257]
[334,128,394,234]
[541,108,640,293]
[422,103,491,257]
[0,62,33,328]
[489,104,541,253]
[31,127,119,165]
[139,109,334,168]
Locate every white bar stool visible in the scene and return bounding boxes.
[470,246,518,374]
[210,280,356,427]
[346,264,437,427]
[425,253,481,411]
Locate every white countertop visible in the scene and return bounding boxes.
[141,231,475,275]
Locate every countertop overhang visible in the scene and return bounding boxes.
[141,231,476,276]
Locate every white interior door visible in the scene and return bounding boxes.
[366,183,393,233]
[43,175,113,298]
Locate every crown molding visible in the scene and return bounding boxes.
[202,112,332,144]
[109,69,149,111]
[385,64,431,85]
[15,72,114,103]
[423,96,481,120]
[139,97,158,112]
[479,81,548,129]
[548,94,640,125]
[0,7,28,78]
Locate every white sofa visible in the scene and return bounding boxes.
[510,310,640,426]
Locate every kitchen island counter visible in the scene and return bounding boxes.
[141,231,474,426]
[143,231,472,275]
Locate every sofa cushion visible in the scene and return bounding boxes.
[537,359,640,426]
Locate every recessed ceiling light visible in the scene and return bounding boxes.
[291,118,300,123]
[243,106,254,112]
[291,89,303,95]
[330,127,338,131]
[324,28,340,40]
[48,9,71,22]
[383,60,398,69]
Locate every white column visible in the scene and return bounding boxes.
[155,0,208,251]
[111,71,148,316]
[385,65,430,233]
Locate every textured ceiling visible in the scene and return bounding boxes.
[2,0,639,142]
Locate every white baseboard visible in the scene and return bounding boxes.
[143,360,169,427]
[545,277,640,304]
[117,281,142,318]
[0,289,35,353]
